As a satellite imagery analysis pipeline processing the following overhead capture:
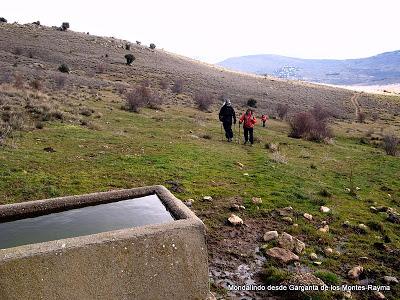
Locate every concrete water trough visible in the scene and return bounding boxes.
[0,185,209,299]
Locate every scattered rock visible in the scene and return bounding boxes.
[293,223,299,227]
[278,232,305,254]
[313,261,322,265]
[342,291,352,299]
[43,147,56,153]
[320,206,330,213]
[203,196,213,201]
[383,276,398,284]
[309,253,318,261]
[252,197,262,205]
[243,173,249,176]
[206,292,217,300]
[236,162,244,168]
[228,214,243,226]
[348,266,363,279]
[230,204,245,211]
[324,247,333,256]
[303,213,313,221]
[183,201,192,207]
[370,206,378,212]
[285,272,325,286]
[265,247,299,264]
[343,220,351,227]
[282,217,293,224]
[387,212,400,224]
[373,291,385,299]
[278,206,293,216]
[263,231,278,242]
[358,224,368,232]
[318,225,329,233]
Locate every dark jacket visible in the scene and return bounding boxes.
[219,105,236,124]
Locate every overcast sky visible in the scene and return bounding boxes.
[2,0,400,63]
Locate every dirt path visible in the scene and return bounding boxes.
[350,92,362,119]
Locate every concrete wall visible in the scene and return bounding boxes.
[0,186,209,300]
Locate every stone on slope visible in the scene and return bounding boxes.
[263,231,278,242]
[320,206,330,213]
[278,232,305,254]
[383,276,398,284]
[318,225,329,233]
[228,214,243,226]
[303,213,313,221]
[252,197,262,205]
[265,247,299,264]
[348,266,363,279]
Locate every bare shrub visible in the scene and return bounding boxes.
[1,72,13,84]
[0,17,7,23]
[0,122,12,145]
[310,104,331,121]
[58,64,70,73]
[160,79,169,90]
[125,43,131,50]
[357,111,366,123]
[54,74,67,89]
[171,79,183,94]
[13,47,23,55]
[125,85,161,112]
[61,22,70,31]
[30,78,42,91]
[371,112,379,121]
[96,63,106,74]
[194,92,214,111]
[125,54,135,65]
[149,43,156,50]
[265,142,279,152]
[289,109,332,142]
[276,103,289,119]
[382,134,399,156]
[80,108,95,116]
[247,98,257,108]
[14,74,24,89]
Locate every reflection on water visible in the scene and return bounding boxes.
[0,195,174,249]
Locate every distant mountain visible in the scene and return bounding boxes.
[217,51,400,85]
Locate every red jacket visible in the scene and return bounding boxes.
[261,115,268,122]
[239,113,257,128]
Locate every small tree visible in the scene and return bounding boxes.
[382,134,399,156]
[58,63,70,73]
[194,92,214,112]
[61,22,70,31]
[149,43,156,50]
[125,54,135,65]
[32,21,40,26]
[247,98,257,108]
[125,43,131,50]
[30,78,42,91]
[276,103,289,119]
[0,17,8,23]
[136,41,141,45]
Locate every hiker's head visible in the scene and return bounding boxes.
[225,99,231,106]
[246,109,252,115]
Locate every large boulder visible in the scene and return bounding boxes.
[263,230,278,242]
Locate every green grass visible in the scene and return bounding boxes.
[1,98,399,298]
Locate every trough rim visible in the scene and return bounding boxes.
[0,185,205,259]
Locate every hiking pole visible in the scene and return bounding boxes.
[238,124,241,144]
[220,123,223,142]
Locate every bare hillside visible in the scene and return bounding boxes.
[0,22,399,119]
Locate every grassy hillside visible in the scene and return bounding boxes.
[0,22,400,299]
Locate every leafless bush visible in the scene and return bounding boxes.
[289,109,332,142]
[30,78,42,91]
[357,111,366,123]
[0,122,12,145]
[382,134,399,156]
[13,74,24,89]
[371,112,379,121]
[96,63,106,74]
[160,79,169,90]
[54,74,67,89]
[194,92,214,111]
[13,47,23,55]
[276,103,289,119]
[125,85,162,112]
[172,79,183,94]
[310,104,331,121]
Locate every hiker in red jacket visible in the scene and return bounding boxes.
[239,109,257,145]
[261,114,268,127]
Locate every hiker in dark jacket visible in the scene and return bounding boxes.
[219,99,236,142]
